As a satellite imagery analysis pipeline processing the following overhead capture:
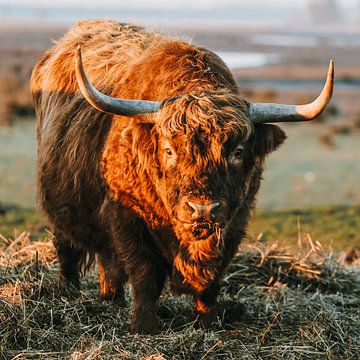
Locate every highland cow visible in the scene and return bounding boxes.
[31,20,334,334]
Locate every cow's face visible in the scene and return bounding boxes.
[152,91,286,242]
[74,47,331,243]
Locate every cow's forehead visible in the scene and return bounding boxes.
[156,90,253,143]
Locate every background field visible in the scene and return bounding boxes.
[1,18,360,249]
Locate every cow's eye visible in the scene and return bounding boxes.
[234,147,243,158]
[163,141,176,166]
[229,145,244,165]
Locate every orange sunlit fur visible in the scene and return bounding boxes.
[196,298,210,314]
[98,255,116,297]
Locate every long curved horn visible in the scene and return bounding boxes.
[248,60,334,123]
[75,45,161,116]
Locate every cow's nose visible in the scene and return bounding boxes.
[187,201,220,220]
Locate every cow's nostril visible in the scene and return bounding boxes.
[187,201,201,213]
[186,201,220,220]
[209,202,220,219]
[209,202,220,212]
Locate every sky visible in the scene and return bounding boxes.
[0,0,358,25]
[0,0,357,8]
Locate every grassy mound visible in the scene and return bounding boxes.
[1,232,360,359]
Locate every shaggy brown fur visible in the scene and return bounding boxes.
[31,20,286,334]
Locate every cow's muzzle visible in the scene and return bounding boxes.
[178,196,227,239]
[187,200,220,222]
[192,222,215,240]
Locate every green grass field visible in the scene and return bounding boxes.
[1,204,360,251]
[248,205,360,251]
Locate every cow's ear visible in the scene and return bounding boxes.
[252,124,286,158]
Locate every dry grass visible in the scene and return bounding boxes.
[1,232,360,359]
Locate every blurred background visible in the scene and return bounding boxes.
[0,0,359,212]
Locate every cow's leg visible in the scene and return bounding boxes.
[105,202,166,334]
[98,249,127,305]
[128,252,166,334]
[53,232,85,289]
[194,282,221,328]
[117,226,165,334]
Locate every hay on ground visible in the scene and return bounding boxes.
[1,231,360,359]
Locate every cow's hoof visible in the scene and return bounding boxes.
[194,311,216,329]
[100,294,127,307]
[131,311,160,334]
[56,276,81,299]
[59,272,80,289]
[100,289,127,307]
